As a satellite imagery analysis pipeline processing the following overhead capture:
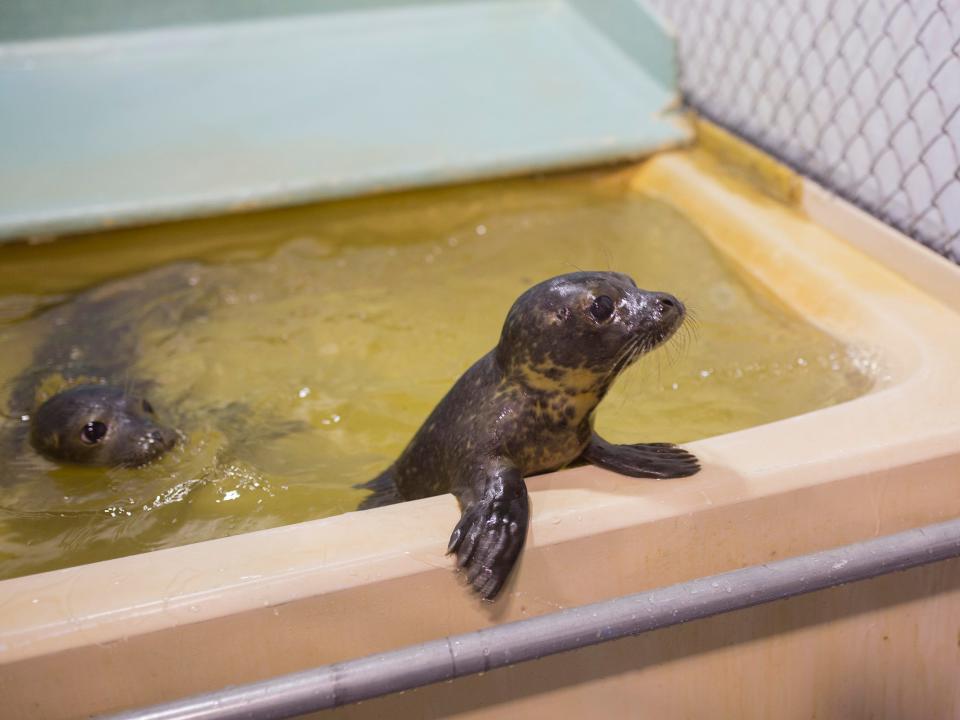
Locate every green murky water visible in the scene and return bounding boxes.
[0,171,874,579]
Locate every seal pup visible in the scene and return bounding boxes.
[5,266,197,468]
[28,384,176,467]
[365,271,699,599]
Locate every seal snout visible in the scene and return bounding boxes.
[146,427,178,452]
[131,425,178,466]
[653,292,685,326]
[628,290,686,352]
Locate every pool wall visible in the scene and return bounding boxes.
[0,0,687,240]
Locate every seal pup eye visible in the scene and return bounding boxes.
[142,399,155,414]
[589,295,615,322]
[80,421,108,445]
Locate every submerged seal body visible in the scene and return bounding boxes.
[367,271,700,599]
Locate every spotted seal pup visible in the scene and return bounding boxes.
[365,271,700,599]
[26,383,176,467]
[5,266,197,468]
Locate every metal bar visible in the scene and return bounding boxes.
[102,518,960,720]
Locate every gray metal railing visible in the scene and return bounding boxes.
[102,517,960,720]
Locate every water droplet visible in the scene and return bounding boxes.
[298,387,311,399]
[475,224,487,236]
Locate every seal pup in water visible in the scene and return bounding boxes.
[365,271,699,599]
[5,266,193,468]
[28,384,176,467]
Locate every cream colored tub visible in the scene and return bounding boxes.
[2,129,959,719]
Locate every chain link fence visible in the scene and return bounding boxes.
[648,0,960,262]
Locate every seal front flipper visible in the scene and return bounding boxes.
[582,433,699,479]
[447,460,528,600]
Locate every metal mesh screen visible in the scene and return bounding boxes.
[648,0,960,261]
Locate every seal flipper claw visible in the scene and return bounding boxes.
[448,462,528,600]
[583,433,700,479]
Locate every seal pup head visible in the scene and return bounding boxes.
[29,385,178,467]
[495,271,685,396]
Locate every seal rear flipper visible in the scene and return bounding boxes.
[582,433,700,479]
[356,466,404,510]
[447,460,528,600]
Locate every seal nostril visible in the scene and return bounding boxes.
[660,296,675,309]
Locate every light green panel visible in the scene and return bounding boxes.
[0,1,688,239]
